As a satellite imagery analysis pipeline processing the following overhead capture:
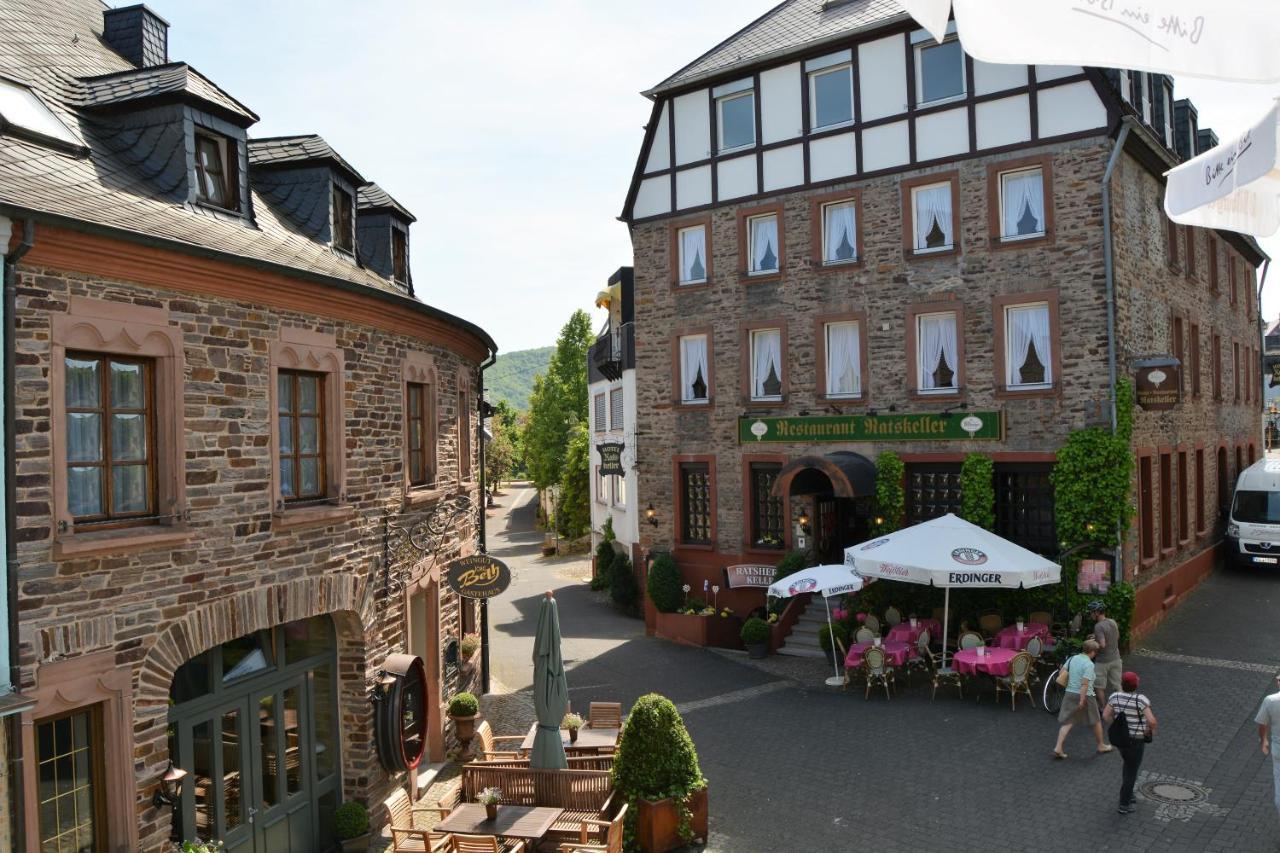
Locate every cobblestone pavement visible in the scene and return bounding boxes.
[484,490,1280,851]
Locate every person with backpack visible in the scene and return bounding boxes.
[1102,671,1158,814]
[1052,639,1111,759]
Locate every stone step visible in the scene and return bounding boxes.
[775,645,827,659]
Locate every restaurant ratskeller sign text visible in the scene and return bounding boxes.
[737,411,1004,444]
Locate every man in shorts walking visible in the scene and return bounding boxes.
[1257,672,1280,821]
[1090,600,1122,713]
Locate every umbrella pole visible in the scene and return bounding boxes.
[941,587,951,670]
[822,594,843,687]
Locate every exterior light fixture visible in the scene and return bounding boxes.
[153,759,189,837]
[646,503,659,528]
[874,516,885,527]
[798,512,811,534]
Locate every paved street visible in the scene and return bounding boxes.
[485,487,1280,852]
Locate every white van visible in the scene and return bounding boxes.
[1225,459,1280,567]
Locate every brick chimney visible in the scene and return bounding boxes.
[102,4,169,68]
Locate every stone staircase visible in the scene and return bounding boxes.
[775,596,830,659]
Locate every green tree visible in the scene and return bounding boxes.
[556,421,591,539]
[484,405,516,493]
[522,310,594,492]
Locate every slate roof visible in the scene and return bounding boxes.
[357,182,415,222]
[648,0,907,96]
[79,62,258,125]
[248,134,365,184]
[0,0,483,318]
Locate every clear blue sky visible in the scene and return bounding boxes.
[146,1,1280,352]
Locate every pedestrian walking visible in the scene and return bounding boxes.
[1102,671,1157,814]
[1256,672,1280,821]
[1089,600,1122,707]
[1053,638,1112,759]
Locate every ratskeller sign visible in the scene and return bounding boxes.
[597,442,625,477]
[737,411,1003,444]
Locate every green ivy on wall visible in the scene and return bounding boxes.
[871,451,905,536]
[959,454,995,530]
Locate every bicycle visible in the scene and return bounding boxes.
[1041,610,1086,716]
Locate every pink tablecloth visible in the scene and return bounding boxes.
[952,647,1018,677]
[995,623,1051,650]
[845,640,913,669]
[886,619,942,645]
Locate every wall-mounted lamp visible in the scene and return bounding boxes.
[867,405,897,417]
[152,760,188,807]
[645,503,659,528]
[874,516,885,528]
[939,402,969,419]
[798,511,811,535]
[376,671,398,693]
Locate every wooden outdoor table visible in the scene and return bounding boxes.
[519,722,620,753]
[436,803,564,841]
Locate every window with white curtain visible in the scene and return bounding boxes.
[1004,303,1053,389]
[821,201,858,264]
[916,312,959,393]
[613,475,627,507]
[810,64,853,129]
[824,321,862,398]
[748,213,780,274]
[999,168,1046,240]
[679,334,709,403]
[915,38,966,104]
[718,91,756,152]
[595,466,607,503]
[750,328,783,401]
[911,182,953,253]
[678,224,708,285]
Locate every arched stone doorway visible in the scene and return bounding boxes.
[772,452,877,562]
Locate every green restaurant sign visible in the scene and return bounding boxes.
[737,411,1004,444]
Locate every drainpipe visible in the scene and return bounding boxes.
[476,349,497,696]
[1258,260,1270,422]
[3,217,33,853]
[1102,121,1131,583]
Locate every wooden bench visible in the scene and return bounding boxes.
[439,765,614,845]
[468,755,614,772]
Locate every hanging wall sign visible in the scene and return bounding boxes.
[597,442,626,477]
[1134,358,1181,411]
[737,411,1003,443]
[1270,362,1280,388]
[445,555,512,600]
[723,564,776,589]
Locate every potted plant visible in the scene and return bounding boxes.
[817,622,850,666]
[180,842,225,853]
[611,694,707,852]
[448,692,480,757]
[333,802,370,852]
[562,712,584,743]
[1015,615,1027,633]
[740,617,770,659]
[459,632,481,662]
[477,786,502,821]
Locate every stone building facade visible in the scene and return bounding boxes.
[620,0,1264,635]
[0,1,495,850]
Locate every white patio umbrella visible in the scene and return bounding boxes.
[767,564,867,688]
[1165,100,1280,237]
[843,514,1060,670]
[896,0,1280,83]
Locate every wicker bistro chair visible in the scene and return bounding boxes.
[863,614,881,634]
[907,636,934,685]
[437,833,526,853]
[884,606,903,628]
[862,646,895,700]
[558,803,628,853]
[994,652,1037,711]
[837,637,862,690]
[958,631,985,651]
[1024,635,1045,664]
[1029,610,1052,626]
[854,626,877,645]
[977,613,1003,642]
[587,702,622,730]
[931,653,965,700]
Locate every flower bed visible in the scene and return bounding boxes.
[653,609,745,650]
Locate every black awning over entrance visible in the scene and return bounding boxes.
[772,451,877,498]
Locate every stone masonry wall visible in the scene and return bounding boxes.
[632,137,1114,565]
[11,261,483,849]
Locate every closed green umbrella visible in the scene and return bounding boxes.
[530,591,569,769]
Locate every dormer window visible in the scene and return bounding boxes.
[194,132,237,210]
[332,185,354,253]
[392,228,408,283]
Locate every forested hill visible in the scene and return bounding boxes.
[486,346,553,411]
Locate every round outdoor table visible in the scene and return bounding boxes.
[886,618,942,645]
[995,623,1051,650]
[845,640,913,669]
[952,647,1018,677]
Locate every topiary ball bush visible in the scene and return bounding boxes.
[646,554,683,613]
[611,694,706,847]
[817,622,849,652]
[333,801,369,840]
[740,616,770,646]
[448,692,479,718]
[593,540,616,591]
[610,554,638,612]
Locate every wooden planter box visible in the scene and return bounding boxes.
[704,615,744,651]
[636,787,709,853]
[652,612,707,647]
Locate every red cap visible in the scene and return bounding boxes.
[1121,671,1140,691]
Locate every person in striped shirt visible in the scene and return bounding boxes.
[1102,671,1158,814]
